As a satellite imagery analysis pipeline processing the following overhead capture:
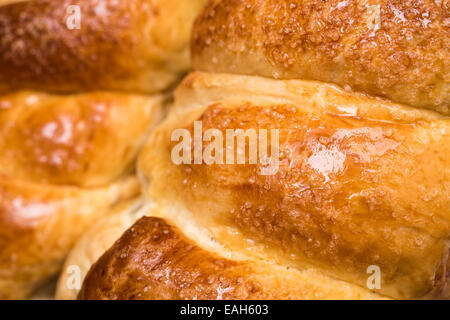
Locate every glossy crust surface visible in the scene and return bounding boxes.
[137,72,450,300]
[0,90,163,299]
[193,0,450,113]
[79,216,384,300]
[0,0,207,93]
[0,175,140,300]
[0,91,165,187]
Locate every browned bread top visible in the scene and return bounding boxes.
[193,0,450,114]
[138,72,450,299]
[0,174,140,299]
[78,216,384,300]
[0,90,163,299]
[0,0,207,93]
[0,91,164,187]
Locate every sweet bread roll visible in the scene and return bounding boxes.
[62,202,382,300]
[66,0,449,301]
[0,0,207,94]
[193,0,449,114]
[79,215,384,300]
[0,174,139,300]
[55,199,147,300]
[0,91,164,299]
[0,91,165,187]
[135,72,449,300]
[0,0,208,299]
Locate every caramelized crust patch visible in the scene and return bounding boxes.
[0,89,163,298]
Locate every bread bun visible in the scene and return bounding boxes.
[0,91,164,299]
[0,174,140,299]
[0,0,208,299]
[79,215,384,300]
[193,0,449,114]
[0,91,165,187]
[136,72,449,300]
[0,0,207,93]
[65,0,450,300]
[78,71,449,300]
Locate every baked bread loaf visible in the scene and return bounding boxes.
[193,0,449,114]
[78,71,449,300]
[0,91,164,299]
[79,215,384,300]
[140,73,449,300]
[0,91,164,187]
[0,0,207,299]
[0,0,207,93]
[71,0,449,300]
[61,202,384,300]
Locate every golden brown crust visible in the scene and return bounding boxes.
[138,72,450,299]
[192,0,450,113]
[0,90,164,299]
[0,0,207,93]
[0,175,140,300]
[79,216,384,300]
[0,0,207,300]
[0,91,164,187]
